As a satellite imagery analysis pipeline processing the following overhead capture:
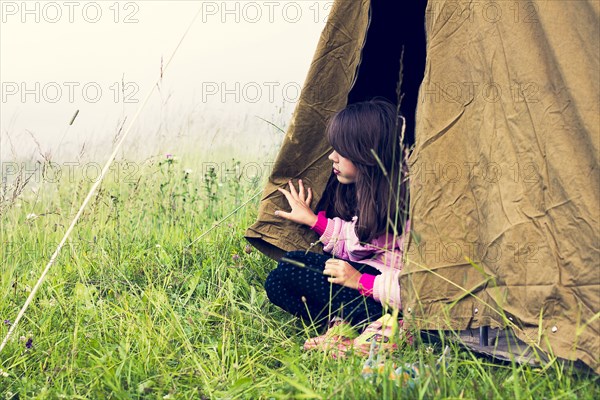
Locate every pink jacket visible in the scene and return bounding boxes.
[311,211,409,310]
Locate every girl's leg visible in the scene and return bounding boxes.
[264,251,383,329]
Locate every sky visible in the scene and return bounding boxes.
[0,1,331,160]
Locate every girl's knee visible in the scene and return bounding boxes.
[264,264,293,299]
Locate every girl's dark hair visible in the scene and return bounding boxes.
[325,99,408,243]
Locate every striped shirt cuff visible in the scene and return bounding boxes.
[310,211,328,236]
[358,273,376,297]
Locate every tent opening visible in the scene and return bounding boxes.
[347,0,427,150]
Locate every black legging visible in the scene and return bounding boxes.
[264,251,384,330]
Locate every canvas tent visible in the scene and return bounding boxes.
[245,0,600,373]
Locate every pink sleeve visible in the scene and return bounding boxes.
[371,220,410,309]
[318,216,376,260]
[372,269,402,309]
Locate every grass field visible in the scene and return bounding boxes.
[0,153,598,399]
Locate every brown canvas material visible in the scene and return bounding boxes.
[245,0,600,373]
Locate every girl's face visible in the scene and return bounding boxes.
[328,150,358,184]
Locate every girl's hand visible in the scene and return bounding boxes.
[275,179,318,227]
[323,259,362,290]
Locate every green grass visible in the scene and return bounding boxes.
[0,154,598,399]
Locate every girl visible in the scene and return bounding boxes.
[265,99,409,351]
